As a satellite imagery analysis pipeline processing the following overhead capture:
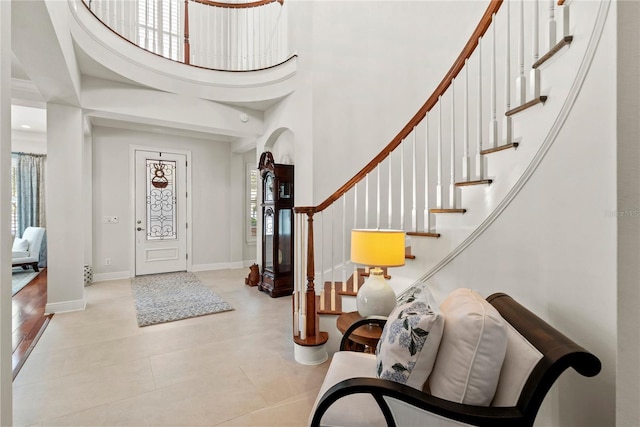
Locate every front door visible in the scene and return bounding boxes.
[135,150,188,275]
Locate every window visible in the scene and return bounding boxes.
[137,0,181,61]
[247,164,258,242]
[10,156,17,236]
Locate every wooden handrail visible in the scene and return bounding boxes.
[191,0,283,9]
[304,0,503,214]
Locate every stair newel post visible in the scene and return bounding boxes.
[489,13,498,148]
[548,0,557,51]
[530,0,541,98]
[516,0,527,104]
[449,78,456,209]
[503,0,513,145]
[411,130,417,232]
[183,0,190,64]
[463,60,470,182]
[437,96,443,209]
[424,114,431,232]
[476,36,485,180]
[304,211,317,340]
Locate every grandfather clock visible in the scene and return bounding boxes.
[258,152,294,298]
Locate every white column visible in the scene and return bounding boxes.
[0,1,12,423]
[411,130,417,231]
[424,115,431,232]
[46,104,87,314]
[462,61,470,182]
[449,80,456,209]
[548,0,557,51]
[436,97,443,208]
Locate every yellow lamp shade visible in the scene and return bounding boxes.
[351,229,406,267]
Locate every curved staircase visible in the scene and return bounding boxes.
[291,0,611,361]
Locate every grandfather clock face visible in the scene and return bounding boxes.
[265,174,275,202]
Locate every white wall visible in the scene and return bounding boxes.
[298,1,488,205]
[91,126,234,278]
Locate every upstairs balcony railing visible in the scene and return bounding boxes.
[83,0,289,71]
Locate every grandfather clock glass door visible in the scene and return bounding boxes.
[258,152,294,298]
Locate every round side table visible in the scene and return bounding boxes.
[336,311,384,353]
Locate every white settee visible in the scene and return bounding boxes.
[309,289,601,427]
[12,227,45,272]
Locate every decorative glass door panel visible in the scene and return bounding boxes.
[145,159,178,240]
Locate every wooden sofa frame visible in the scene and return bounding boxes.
[310,293,601,427]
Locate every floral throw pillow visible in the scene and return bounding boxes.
[375,300,444,390]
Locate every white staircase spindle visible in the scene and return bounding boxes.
[561,2,570,38]
[548,0,557,51]
[449,80,456,209]
[476,36,484,180]
[353,183,359,293]
[376,166,381,229]
[299,214,307,340]
[436,97,443,209]
[400,141,405,230]
[424,114,431,232]
[388,155,393,228]
[330,207,336,312]
[411,130,417,231]
[504,0,513,145]
[489,13,498,148]
[365,174,370,229]
[319,211,324,311]
[463,61,470,182]
[530,0,541,98]
[293,214,300,335]
[342,195,347,293]
[516,0,527,105]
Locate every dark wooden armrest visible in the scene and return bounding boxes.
[339,318,387,351]
[310,377,525,427]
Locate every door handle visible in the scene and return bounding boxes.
[137,227,145,231]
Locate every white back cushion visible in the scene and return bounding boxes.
[12,237,29,252]
[428,288,508,406]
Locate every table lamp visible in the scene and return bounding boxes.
[351,229,405,318]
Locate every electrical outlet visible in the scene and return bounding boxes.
[105,258,111,266]
[104,216,119,224]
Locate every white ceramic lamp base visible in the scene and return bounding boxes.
[356,268,397,318]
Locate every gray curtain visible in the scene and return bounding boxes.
[13,153,47,267]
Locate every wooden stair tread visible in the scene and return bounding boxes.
[506,96,547,116]
[430,208,467,214]
[533,36,574,69]
[481,143,519,155]
[455,179,493,187]
[406,231,441,238]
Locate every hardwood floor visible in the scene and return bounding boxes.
[12,268,52,380]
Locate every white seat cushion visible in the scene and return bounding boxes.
[12,250,30,259]
[310,352,386,427]
[428,288,508,406]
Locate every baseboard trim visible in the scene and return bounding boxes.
[93,271,131,282]
[45,298,86,314]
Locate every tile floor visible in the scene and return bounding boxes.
[13,268,330,426]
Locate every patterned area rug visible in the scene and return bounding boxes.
[131,271,234,327]
[12,269,40,296]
